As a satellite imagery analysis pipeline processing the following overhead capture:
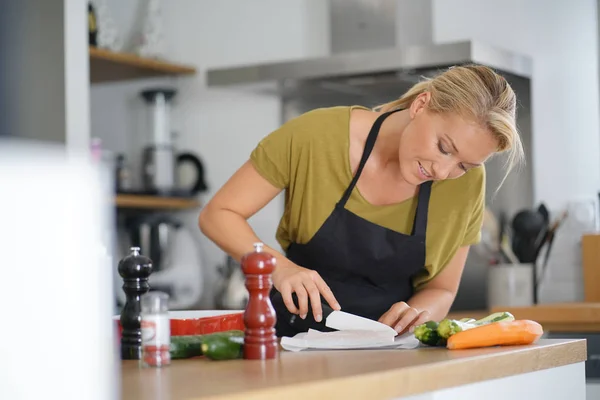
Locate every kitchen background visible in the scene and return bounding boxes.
[2,0,600,314]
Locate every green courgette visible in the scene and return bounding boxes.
[201,335,244,360]
[169,330,244,360]
[413,320,446,347]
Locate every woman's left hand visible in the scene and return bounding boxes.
[378,302,431,334]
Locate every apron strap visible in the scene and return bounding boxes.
[411,180,433,237]
[338,109,403,207]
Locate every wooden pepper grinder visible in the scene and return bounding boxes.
[241,242,278,360]
[118,246,153,360]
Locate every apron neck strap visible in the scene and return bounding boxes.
[411,180,433,237]
[339,109,402,207]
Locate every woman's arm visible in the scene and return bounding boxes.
[198,160,340,320]
[378,245,470,333]
[198,160,284,262]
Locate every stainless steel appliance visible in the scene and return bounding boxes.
[140,88,207,197]
[119,213,205,309]
[204,0,534,312]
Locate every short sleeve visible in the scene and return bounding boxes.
[249,108,326,190]
[461,166,486,246]
[249,120,295,190]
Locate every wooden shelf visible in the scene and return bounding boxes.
[89,46,196,83]
[115,194,201,210]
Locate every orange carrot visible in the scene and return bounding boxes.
[446,319,543,350]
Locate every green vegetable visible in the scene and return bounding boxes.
[474,311,515,325]
[414,321,446,346]
[201,335,244,360]
[437,319,473,339]
[437,312,515,340]
[170,335,205,359]
[169,330,244,360]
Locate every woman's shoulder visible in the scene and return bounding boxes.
[285,105,367,130]
[268,105,368,147]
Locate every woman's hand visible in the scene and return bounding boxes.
[378,301,431,334]
[273,263,341,322]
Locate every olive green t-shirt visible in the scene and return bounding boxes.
[250,106,485,288]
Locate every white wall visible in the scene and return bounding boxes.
[432,0,600,211]
[91,0,329,308]
[432,0,600,304]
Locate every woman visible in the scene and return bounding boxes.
[199,64,524,337]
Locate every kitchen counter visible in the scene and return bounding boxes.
[121,338,586,400]
[448,302,600,332]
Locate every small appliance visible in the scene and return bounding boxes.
[140,88,207,197]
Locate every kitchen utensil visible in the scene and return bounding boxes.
[270,291,398,335]
[511,209,546,263]
[536,209,568,285]
[537,203,550,223]
[113,310,244,337]
[487,263,534,308]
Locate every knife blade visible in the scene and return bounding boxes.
[271,291,396,335]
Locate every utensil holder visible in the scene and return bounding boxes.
[487,263,534,308]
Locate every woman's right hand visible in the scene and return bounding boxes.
[272,263,341,323]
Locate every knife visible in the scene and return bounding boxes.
[272,292,397,335]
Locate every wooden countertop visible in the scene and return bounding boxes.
[448,302,600,332]
[121,339,585,400]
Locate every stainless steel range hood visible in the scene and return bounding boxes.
[205,0,532,101]
[206,40,531,88]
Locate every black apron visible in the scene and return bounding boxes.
[270,109,433,337]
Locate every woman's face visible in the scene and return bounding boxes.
[398,92,499,186]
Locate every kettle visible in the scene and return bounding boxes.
[142,145,207,196]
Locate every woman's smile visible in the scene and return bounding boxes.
[417,161,433,180]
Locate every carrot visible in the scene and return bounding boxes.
[446,319,543,350]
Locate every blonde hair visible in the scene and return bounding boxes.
[375,64,524,191]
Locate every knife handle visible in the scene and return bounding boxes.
[271,291,336,333]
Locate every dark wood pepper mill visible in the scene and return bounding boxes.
[118,246,153,360]
[241,242,278,360]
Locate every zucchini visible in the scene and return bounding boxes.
[414,321,446,347]
[474,311,515,325]
[170,335,204,359]
[169,330,244,360]
[437,312,516,340]
[201,335,244,360]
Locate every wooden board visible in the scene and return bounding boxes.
[90,47,196,83]
[115,194,200,210]
[583,233,600,302]
[121,339,585,400]
[490,302,600,332]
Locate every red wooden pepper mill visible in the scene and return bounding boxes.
[241,242,278,360]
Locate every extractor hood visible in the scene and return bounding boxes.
[205,0,532,100]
